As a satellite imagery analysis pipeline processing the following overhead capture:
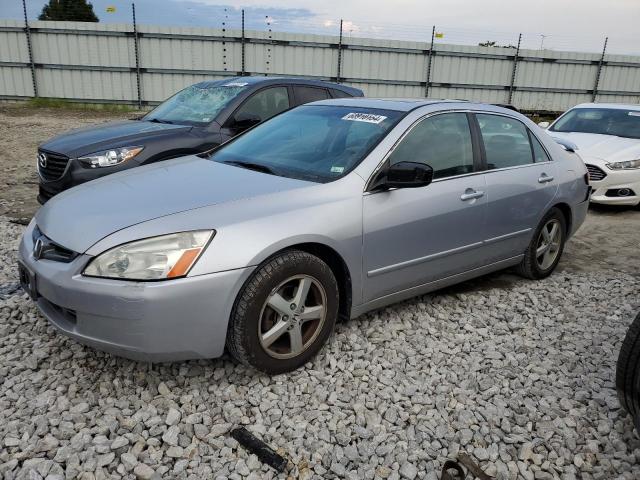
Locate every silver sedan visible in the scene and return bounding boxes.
[18,99,589,373]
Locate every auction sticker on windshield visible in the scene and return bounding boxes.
[342,112,387,124]
[224,82,248,87]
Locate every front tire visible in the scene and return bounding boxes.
[517,207,566,280]
[226,250,339,374]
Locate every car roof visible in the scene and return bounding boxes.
[308,97,505,113]
[194,76,362,95]
[572,103,640,111]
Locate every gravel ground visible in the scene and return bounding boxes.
[0,107,639,479]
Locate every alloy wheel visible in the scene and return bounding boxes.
[258,275,327,359]
[535,218,562,270]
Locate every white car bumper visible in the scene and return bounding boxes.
[585,158,640,206]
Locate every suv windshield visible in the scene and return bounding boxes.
[550,108,640,139]
[144,83,248,126]
[210,105,403,182]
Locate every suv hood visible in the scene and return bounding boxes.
[39,120,192,158]
[36,156,313,253]
[549,131,640,162]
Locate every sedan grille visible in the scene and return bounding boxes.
[38,150,70,181]
[586,164,607,182]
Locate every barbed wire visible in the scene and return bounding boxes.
[22,3,639,56]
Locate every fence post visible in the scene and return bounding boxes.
[507,33,522,105]
[424,26,435,97]
[241,9,245,75]
[131,3,142,108]
[592,37,608,102]
[22,0,38,98]
[336,19,343,83]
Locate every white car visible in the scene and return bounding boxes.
[539,103,640,206]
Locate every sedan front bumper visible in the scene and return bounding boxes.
[19,223,253,362]
[586,159,640,206]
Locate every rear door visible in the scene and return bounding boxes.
[474,112,558,261]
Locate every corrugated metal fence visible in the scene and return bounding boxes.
[1,18,639,112]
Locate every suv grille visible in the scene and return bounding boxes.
[38,150,70,181]
[586,164,607,182]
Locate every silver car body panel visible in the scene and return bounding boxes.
[20,99,589,361]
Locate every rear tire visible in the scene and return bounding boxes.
[226,250,339,374]
[517,207,566,280]
[616,312,640,425]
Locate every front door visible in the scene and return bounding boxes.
[362,112,488,302]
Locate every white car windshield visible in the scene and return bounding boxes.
[211,105,403,182]
[144,83,248,126]
[550,108,640,139]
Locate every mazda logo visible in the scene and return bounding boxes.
[38,152,47,169]
[33,237,44,260]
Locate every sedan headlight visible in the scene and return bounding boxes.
[78,146,144,168]
[83,231,214,280]
[606,159,640,170]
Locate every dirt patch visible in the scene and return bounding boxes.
[0,106,135,220]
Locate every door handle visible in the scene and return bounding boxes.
[538,173,554,183]
[460,189,485,201]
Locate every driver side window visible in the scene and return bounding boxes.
[235,87,290,123]
[388,113,474,179]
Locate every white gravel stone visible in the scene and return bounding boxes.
[0,214,639,479]
[133,463,154,480]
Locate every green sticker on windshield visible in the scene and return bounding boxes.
[331,166,345,173]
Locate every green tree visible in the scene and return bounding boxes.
[38,0,99,22]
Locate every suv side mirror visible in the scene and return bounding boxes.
[538,121,550,129]
[370,161,434,191]
[232,112,262,132]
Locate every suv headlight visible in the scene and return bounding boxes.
[78,146,144,168]
[83,231,214,280]
[606,159,640,170]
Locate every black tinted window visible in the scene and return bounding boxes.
[331,89,351,98]
[294,86,330,105]
[235,87,290,123]
[388,113,474,179]
[477,114,533,169]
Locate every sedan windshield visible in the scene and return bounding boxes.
[550,108,640,139]
[210,105,403,182]
[144,83,248,126]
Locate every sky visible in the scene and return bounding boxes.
[2,0,639,54]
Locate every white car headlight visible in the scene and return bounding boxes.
[606,159,640,170]
[83,231,214,280]
[78,146,144,168]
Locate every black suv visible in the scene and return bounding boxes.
[37,77,363,203]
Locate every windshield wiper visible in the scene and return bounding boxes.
[147,118,174,124]
[222,160,277,175]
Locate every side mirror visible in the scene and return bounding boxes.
[370,161,434,191]
[232,112,261,131]
[538,121,550,129]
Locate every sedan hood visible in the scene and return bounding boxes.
[36,156,313,253]
[549,131,640,162]
[40,120,192,158]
